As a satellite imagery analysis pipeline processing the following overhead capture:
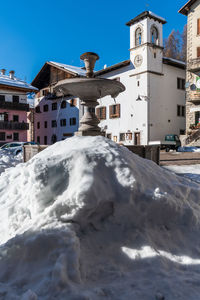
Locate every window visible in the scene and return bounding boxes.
[177,78,185,90]
[35,106,41,113]
[120,133,125,141]
[44,121,47,128]
[37,136,40,144]
[51,120,57,127]
[137,81,140,87]
[197,19,200,35]
[70,99,77,107]
[106,133,112,139]
[13,132,19,141]
[109,104,120,118]
[197,47,200,58]
[0,95,5,102]
[96,107,106,120]
[0,132,5,141]
[180,129,185,135]
[43,104,48,112]
[113,136,117,142]
[13,95,19,103]
[52,102,57,110]
[177,105,185,117]
[60,119,66,126]
[0,113,7,121]
[44,136,47,145]
[37,122,40,129]
[13,115,19,122]
[126,133,133,140]
[51,134,57,144]
[135,27,142,46]
[154,53,156,58]
[70,118,76,126]
[61,100,66,109]
[151,26,159,45]
[42,89,49,96]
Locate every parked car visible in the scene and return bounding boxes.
[149,134,181,152]
[0,142,39,155]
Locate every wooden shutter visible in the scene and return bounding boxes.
[116,104,120,118]
[198,19,200,35]
[197,47,200,58]
[102,107,106,119]
[109,105,112,118]
[96,107,100,119]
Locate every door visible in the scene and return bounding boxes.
[134,132,140,145]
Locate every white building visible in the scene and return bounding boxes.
[32,62,85,145]
[95,11,186,145]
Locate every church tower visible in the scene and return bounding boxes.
[126,11,166,74]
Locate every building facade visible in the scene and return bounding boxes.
[179,0,200,144]
[0,69,37,145]
[95,11,186,145]
[32,62,85,145]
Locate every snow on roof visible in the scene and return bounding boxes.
[163,57,186,65]
[149,11,166,23]
[49,61,86,76]
[0,74,38,92]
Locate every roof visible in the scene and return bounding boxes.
[179,0,198,15]
[126,11,166,26]
[163,57,186,69]
[0,74,38,92]
[95,60,131,76]
[31,61,87,89]
[49,61,86,76]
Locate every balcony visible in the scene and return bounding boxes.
[0,101,29,111]
[188,91,200,103]
[0,121,29,130]
[187,58,200,76]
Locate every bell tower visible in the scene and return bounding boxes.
[126,11,166,74]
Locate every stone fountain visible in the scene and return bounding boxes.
[54,52,125,136]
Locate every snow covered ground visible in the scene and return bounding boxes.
[0,136,200,299]
[164,164,200,183]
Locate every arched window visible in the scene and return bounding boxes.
[151,26,159,45]
[135,27,142,46]
[61,100,66,109]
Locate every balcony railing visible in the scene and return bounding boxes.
[187,58,200,75]
[0,101,29,111]
[0,121,29,130]
[188,91,200,103]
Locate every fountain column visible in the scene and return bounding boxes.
[76,52,102,137]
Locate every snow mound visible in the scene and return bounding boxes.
[0,150,23,175]
[0,136,200,299]
[178,146,200,152]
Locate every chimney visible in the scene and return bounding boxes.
[1,69,6,75]
[9,70,15,79]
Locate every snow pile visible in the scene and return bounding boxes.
[178,146,200,152]
[0,136,200,299]
[0,150,23,175]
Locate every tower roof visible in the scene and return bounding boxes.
[126,11,166,26]
[179,0,198,15]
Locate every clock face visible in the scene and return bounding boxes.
[196,78,200,89]
[134,55,143,67]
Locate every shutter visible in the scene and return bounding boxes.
[102,107,106,119]
[197,47,200,58]
[96,107,100,119]
[198,19,200,35]
[73,99,77,106]
[109,106,112,118]
[116,104,120,117]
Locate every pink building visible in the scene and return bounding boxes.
[0,69,37,145]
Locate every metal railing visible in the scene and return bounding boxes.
[0,121,29,130]
[0,101,29,111]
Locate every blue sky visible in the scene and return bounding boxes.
[0,0,187,83]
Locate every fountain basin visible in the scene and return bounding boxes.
[54,77,125,100]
